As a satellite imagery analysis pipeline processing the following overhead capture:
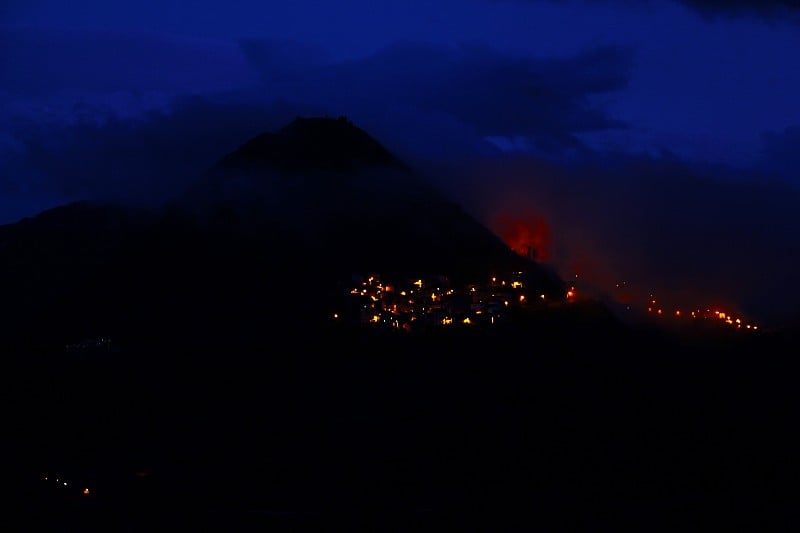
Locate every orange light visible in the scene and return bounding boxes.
[83,488,90,495]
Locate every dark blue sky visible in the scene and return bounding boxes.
[2,0,800,325]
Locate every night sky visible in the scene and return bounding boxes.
[3,0,800,326]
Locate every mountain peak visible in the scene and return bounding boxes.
[217,115,409,174]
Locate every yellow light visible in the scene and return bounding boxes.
[413,279,423,288]
[539,294,545,299]
[463,317,471,324]
[520,295,526,302]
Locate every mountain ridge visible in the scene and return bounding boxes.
[0,116,567,351]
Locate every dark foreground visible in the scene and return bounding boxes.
[8,307,800,531]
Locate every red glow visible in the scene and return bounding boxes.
[493,213,552,262]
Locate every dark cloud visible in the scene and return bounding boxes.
[678,0,800,17]
[241,40,634,156]
[0,25,255,97]
[506,0,800,20]
[3,96,313,207]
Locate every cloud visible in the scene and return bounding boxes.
[0,25,256,97]
[503,0,800,20]
[240,40,634,158]
[2,96,313,211]
[678,0,800,17]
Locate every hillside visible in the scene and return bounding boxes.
[0,116,566,352]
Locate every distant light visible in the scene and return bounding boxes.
[83,488,90,495]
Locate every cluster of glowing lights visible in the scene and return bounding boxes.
[41,474,91,497]
[645,299,758,331]
[337,271,550,330]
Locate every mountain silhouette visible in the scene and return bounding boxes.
[0,116,566,352]
[191,115,567,287]
[216,115,409,174]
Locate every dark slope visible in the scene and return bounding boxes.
[0,116,565,352]
[0,201,308,352]
[201,115,566,289]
